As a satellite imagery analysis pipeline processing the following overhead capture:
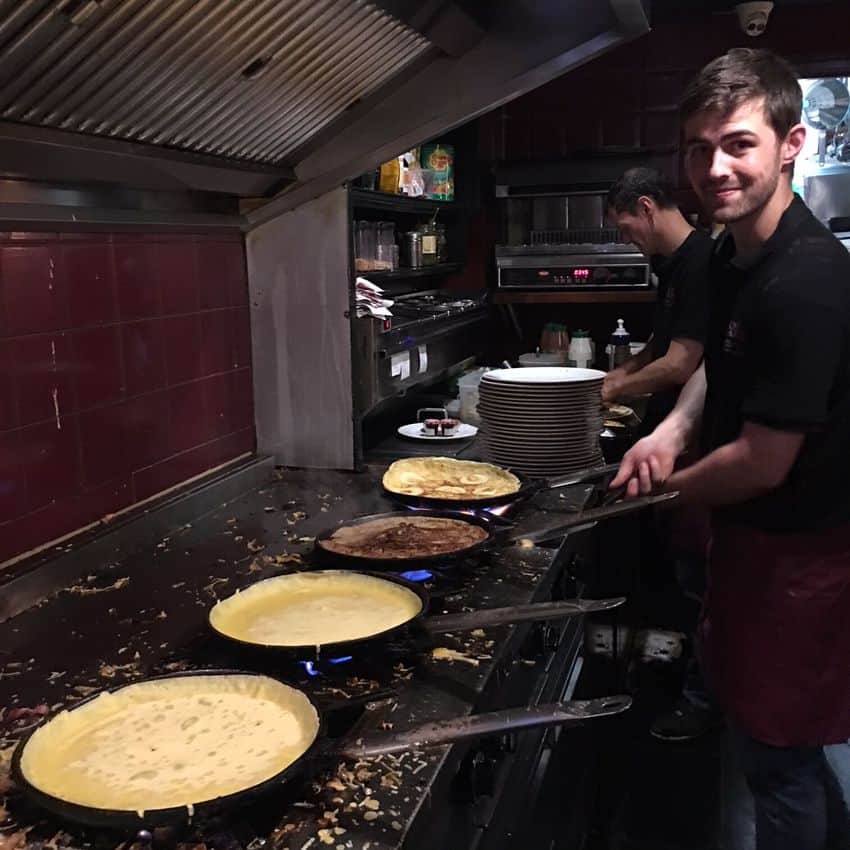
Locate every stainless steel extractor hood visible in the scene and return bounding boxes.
[0,0,649,228]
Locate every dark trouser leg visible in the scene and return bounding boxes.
[823,751,850,849]
[732,728,850,850]
[675,554,716,710]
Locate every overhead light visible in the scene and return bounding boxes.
[241,54,277,81]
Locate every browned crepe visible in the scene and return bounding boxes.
[319,516,488,559]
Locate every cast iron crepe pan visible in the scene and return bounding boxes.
[207,570,627,657]
[11,668,631,830]
[381,460,622,511]
[312,489,678,572]
[312,509,505,570]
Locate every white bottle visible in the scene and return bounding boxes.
[568,330,594,369]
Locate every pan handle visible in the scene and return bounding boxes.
[338,695,632,758]
[544,462,621,491]
[506,491,679,545]
[422,597,625,633]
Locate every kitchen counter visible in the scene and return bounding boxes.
[0,466,603,850]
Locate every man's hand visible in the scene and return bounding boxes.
[610,429,681,498]
[602,369,627,404]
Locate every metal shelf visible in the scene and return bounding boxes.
[493,290,657,304]
[356,262,461,281]
[350,187,457,215]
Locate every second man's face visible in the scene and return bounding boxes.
[683,98,785,225]
[609,207,654,256]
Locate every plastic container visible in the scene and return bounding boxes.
[609,318,631,369]
[457,367,491,425]
[519,351,569,367]
[567,330,594,368]
[354,220,376,272]
[421,143,455,200]
[540,322,569,354]
[376,221,395,270]
[379,158,400,193]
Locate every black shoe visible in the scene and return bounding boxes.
[650,698,724,742]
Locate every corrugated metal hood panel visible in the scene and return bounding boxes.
[0,0,650,224]
[0,0,430,165]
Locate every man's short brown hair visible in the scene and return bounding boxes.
[680,48,801,138]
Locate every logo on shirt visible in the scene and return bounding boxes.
[664,284,676,309]
[723,319,746,356]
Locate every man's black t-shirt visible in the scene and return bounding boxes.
[642,229,713,431]
[702,195,850,533]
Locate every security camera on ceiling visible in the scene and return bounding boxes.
[735,1,774,37]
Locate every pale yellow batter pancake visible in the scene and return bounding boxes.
[209,571,423,647]
[20,674,318,815]
[383,457,521,500]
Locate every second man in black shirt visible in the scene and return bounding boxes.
[603,167,713,433]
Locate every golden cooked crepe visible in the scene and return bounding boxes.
[209,571,423,647]
[319,516,488,559]
[603,403,634,420]
[20,674,318,816]
[382,457,521,500]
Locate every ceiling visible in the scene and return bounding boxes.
[650,0,835,16]
[0,0,651,227]
[0,0,431,167]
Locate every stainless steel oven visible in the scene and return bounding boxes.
[352,291,489,416]
[495,243,651,290]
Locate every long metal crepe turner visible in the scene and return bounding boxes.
[341,695,633,758]
[508,490,679,545]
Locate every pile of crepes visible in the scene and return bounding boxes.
[382,457,521,499]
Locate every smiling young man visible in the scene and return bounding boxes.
[612,49,850,849]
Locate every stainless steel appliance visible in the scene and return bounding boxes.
[353,290,489,415]
[496,242,651,290]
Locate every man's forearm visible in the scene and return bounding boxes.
[667,443,776,505]
[618,345,654,375]
[611,352,692,397]
[653,363,707,454]
[666,422,805,506]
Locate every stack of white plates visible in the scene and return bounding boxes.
[478,367,605,476]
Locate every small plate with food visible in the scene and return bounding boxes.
[398,408,478,441]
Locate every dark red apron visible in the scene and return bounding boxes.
[699,518,850,747]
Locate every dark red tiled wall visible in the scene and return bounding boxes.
[0,231,255,565]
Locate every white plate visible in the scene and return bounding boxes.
[484,443,601,458]
[483,443,601,459]
[482,429,601,444]
[478,384,602,402]
[478,408,603,423]
[478,415,604,428]
[480,446,599,466]
[482,367,606,385]
[397,422,478,442]
[478,389,602,401]
[480,430,603,445]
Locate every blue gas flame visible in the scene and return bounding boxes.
[399,570,433,582]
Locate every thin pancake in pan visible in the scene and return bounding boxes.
[382,457,521,500]
[319,515,488,559]
[209,571,424,647]
[19,674,319,816]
